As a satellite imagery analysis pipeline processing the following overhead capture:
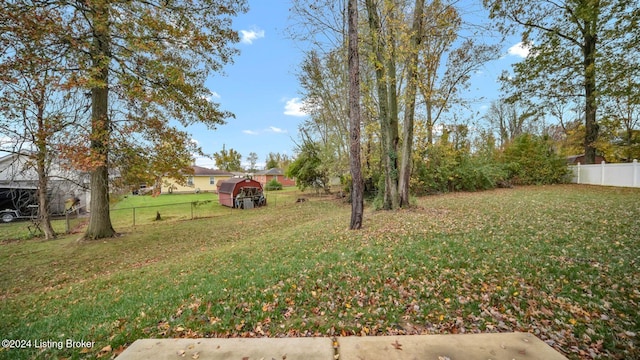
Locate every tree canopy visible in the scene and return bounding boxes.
[1,0,247,239]
[213,145,243,172]
[484,0,639,164]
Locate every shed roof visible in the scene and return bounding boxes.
[218,177,261,194]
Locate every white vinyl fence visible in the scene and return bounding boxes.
[569,160,639,188]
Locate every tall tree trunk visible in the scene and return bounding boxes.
[35,100,56,239]
[85,1,115,239]
[348,0,363,230]
[399,0,424,207]
[366,0,400,209]
[583,15,599,164]
[386,13,400,210]
[366,0,392,210]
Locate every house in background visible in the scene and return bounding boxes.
[253,168,296,187]
[161,165,233,194]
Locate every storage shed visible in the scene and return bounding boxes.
[217,178,266,209]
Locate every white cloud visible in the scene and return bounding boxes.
[240,27,265,44]
[268,126,287,134]
[202,91,221,103]
[508,42,530,58]
[283,97,308,117]
[243,130,259,135]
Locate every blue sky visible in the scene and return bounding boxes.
[189,0,528,169]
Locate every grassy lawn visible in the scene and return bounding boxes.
[0,185,638,359]
[0,187,304,240]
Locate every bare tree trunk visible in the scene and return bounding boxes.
[348,0,363,230]
[386,16,400,210]
[366,0,391,210]
[583,20,598,164]
[399,0,424,208]
[365,0,400,210]
[85,1,116,239]
[35,101,56,239]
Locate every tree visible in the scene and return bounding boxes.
[0,4,83,239]
[286,141,330,193]
[484,99,538,147]
[298,50,350,177]
[365,0,400,210]
[484,0,637,164]
[264,152,291,170]
[112,126,198,195]
[2,0,247,239]
[213,145,243,172]
[347,0,363,229]
[246,152,259,172]
[398,0,425,207]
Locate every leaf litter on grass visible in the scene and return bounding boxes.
[1,185,639,360]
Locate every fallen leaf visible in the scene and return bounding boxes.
[391,340,402,350]
[96,345,112,358]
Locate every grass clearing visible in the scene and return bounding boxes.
[0,185,638,359]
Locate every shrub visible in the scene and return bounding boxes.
[264,178,283,191]
[502,134,569,185]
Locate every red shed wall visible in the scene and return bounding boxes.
[218,193,234,207]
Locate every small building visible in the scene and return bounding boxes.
[161,166,233,194]
[254,168,296,187]
[218,177,266,209]
[0,152,89,214]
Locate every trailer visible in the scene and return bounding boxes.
[0,186,38,223]
[217,178,266,209]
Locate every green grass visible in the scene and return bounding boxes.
[0,188,305,240]
[0,185,638,359]
[0,218,70,242]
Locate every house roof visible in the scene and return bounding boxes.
[255,168,284,176]
[192,166,233,176]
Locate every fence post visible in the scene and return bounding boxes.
[576,163,581,184]
[634,159,638,187]
[601,161,606,185]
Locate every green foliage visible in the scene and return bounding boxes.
[286,141,329,192]
[265,152,291,171]
[410,129,568,194]
[501,134,570,185]
[213,145,243,172]
[264,179,283,191]
[410,129,507,194]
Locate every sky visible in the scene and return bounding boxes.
[188,0,529,169]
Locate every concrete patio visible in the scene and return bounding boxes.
[116,332,569,359]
